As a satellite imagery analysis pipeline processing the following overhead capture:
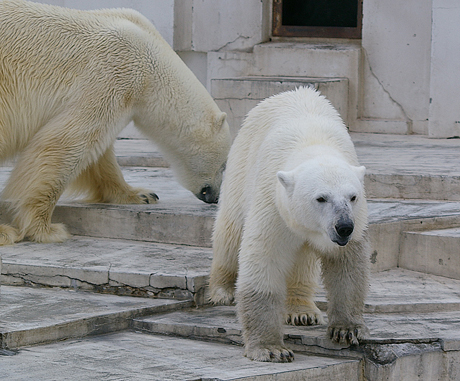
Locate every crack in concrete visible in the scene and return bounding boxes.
[217,35,251,52]
[4,271,194,300]
[363,49,413,133]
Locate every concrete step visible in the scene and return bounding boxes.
[367,198,460,272]
[1,199,460,288]
[0,166,215,247]
[130,269,460,380]
[3,165,460,275]
[115,138,169,167]
[211,76,348,138]
[353,133,460,201]
[133,269,460,352]
[1,236,212,303]
[1,330,361,381]
[0,285,191,350]
[2,269,460,380]
[251,42,361,127]
[131,269,460,380]
[401,227,460,280]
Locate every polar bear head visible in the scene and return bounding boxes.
[277,156,367,252]
[169,112,231,204]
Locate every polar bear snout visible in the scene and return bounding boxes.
[196,185,219,204]
[333,217,354,246]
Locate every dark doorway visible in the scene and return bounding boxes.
[273,0,362,39]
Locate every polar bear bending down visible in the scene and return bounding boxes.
[209,87,370,362]
[0,1,231,245]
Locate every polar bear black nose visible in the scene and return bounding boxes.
[336,221,354,238]
[196,185,218,204]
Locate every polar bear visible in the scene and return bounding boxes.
[0,0,231,245]
[209,87,370,362]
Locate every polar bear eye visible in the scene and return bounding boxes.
[350,195,357,202]
[316,196,327,203]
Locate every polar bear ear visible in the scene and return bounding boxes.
[215,112,227,129]
[277,171,295,195]
[353,165,366,183]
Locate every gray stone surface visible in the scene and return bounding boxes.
[0,285,191,349]
[1,236,211,300]
[212,76,349,138]
[133,269,460,343]
[115,138,169,168]
[1,331,360,381]
[3,167,460,251]
[2,133,460,380]
[353,133,460,200]
[401,228,460,280]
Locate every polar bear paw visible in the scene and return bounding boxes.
[0,224,22,245]
[29,223,71,244]
[286,309,325,326]
[209,285,235,305]
[138,192,159,204]
[285,302,325,326]
[328,323,369,346]
[109,188,158,204]
[244,344,294,363]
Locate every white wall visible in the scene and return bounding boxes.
[33,0,175,47]
[429,0,460,137]
[361,0,432,135]
[174,0,267,53]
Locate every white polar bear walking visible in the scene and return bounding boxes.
[209,87,370,362]
[0,0,231,245]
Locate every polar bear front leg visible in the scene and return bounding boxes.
[209,204,244,305]
[285,246,325,326]
[237,284,294,362]
[72,146,158,204]
[320,238,370,345]
[236,227,298,362]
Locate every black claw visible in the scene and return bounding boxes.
[150,192,159,201]
[348,331,353,342]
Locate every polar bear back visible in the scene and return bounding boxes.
[0,0,218,159]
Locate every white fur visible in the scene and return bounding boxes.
[0,0,231,245]
[209,87,370,362]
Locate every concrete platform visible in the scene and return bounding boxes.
[132,269,460,350]
[2,133,460,380]
[352,133,460,200]
[1,331,360,381]
[0,285,191,350]
[401,227,460,280]
[212,76,349,138]
[1,236,212,301]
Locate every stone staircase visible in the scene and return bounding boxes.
[1,132,460,380]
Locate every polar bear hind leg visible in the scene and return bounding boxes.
[70,145,158,204]
[2,121,83,244]
[285,245,326,326]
